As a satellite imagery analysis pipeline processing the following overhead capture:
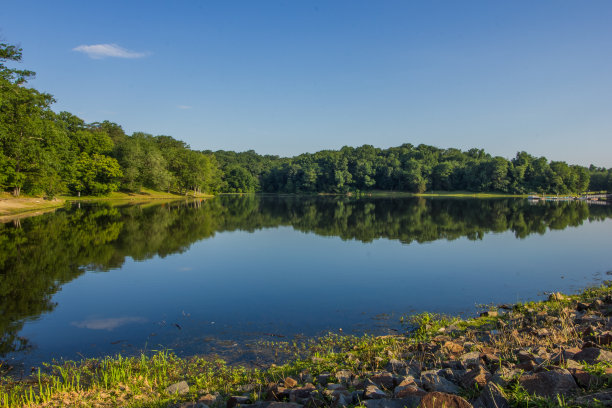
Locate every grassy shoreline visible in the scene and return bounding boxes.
[3,283,612,407]
[0,189,214,220]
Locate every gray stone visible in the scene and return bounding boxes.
[249,403,304,408]
[386,359,409,375]
[335,370,353,384]
[393,383,426,398]
[489,368,521,388]
[573,389,612,406]
[289,384,316,403]
[516,350,533,363]
[364,385,387,399]
[459,351,482,368]
[173,403,209,408]
[227,396,250,408]
[316,374,331,385]
[518,369,578,398]
[198,393,221,406]
[574,347,612,364]
[420,373,460,394]
[351,390,365,403]
[439,368,466,383]
[336,393,352,408]
[460,366,491,389]
[472,383,510,408]
[369,372,394,390]
[363,397,421,408]
[166,380,190,395]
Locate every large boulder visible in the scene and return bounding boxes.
[518,369,578,398]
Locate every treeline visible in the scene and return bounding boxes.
[212,146,606,194]
[1,42,611,197]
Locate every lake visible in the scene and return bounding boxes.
[1,195,611,369]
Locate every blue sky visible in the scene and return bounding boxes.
[2,1,611,166]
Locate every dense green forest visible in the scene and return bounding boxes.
[1,42,611,197]
[2,196,611,354]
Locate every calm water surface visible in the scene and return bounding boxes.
[1,195,611,368]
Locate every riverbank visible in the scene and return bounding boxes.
[0,189,213,220]
[3,284,612,407]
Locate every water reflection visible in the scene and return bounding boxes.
[1,195,611,357]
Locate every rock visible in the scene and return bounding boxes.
[364,385,387,399]
[489,368,521,388]
[472,382,510,408]
[516,350,533,363]
[227,396,250,408]
[351,390,365,402]
[393,382,426,398]
[597,332,612,345]
[420,392,473,408]
[386,359,409,375]
[335,370,353,384]
[481,353,500,367]
[316,373,330,385]
[459,351,482,368]
[444,341,464,354]
[266,385,289,401]
[166,380,190,395]
[564,359,583,369]
[336,393,352,407]
[285,377,298,388]
[480,311,498,317]
[442,360,465,370]
[252,403,304,408]
[370,372,394,390]
[173,403,209,408]
[568,368,604,389]
[460,366,491,389]
[289,384,316,403]
[420,373,460,394]
[198,394,221,406]
[573,389,612,406]
[548,292,567,301]
[515,360,537,371]
[574,347,612,364]
[326,384,345,391]
[439,368,466,383]
[363,398,421,408]
[518,369,578,398]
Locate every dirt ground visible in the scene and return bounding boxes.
[0,196,64,221]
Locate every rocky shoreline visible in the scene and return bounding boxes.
[4,284,612,407]
[165,286,612,408]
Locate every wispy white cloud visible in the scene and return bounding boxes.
[177,105,192,110]
[73,44,148,59]
[72,316,147,331]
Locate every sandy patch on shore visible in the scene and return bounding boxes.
[0,197,64,217]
